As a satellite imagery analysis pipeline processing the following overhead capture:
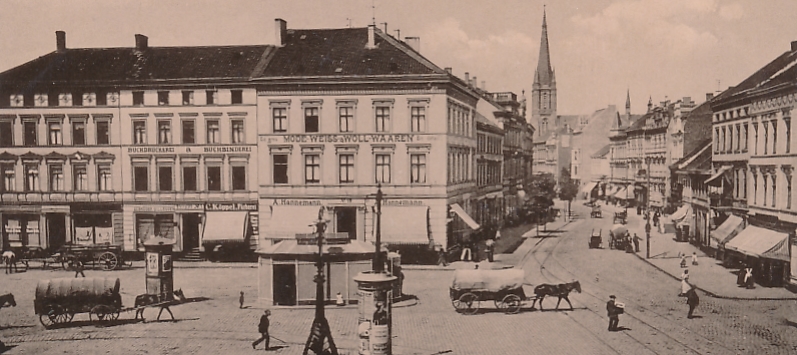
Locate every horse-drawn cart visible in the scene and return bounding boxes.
[613,210,627,224]
[56,244,130,271]
[450,268,536,315]
[591,205,602,218]
[589,229,602,248]
[609,224,630,251]
[34,277,123,328]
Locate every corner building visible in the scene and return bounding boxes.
[255,22,481,258]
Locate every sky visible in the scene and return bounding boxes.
[1,0,797,116]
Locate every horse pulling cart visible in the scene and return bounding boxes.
[450,268,533,315]
[34,277,185,328]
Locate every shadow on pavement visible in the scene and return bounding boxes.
[46,318,142,330]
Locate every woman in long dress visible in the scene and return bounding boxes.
[680,269,691,295]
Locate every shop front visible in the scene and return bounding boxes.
[71,203,122,249]
[1,205,42,250]
[201,202,258,261]
[724,224,790,287]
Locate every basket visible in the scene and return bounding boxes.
[615,302,625,314]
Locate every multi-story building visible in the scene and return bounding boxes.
[607,96,642,204]
[254,22,483,260]
[672,139,713,247]
[0,32,263,257]
[489,92,534,219]
[709,40,797,288]
[474,102,504,227]
[586,144,611,199]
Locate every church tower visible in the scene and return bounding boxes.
[532,7,557,137]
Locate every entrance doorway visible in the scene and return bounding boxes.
[182,213,202,251]
[273,264,297,305]
[335,207,357,239]
[47,214,66,251]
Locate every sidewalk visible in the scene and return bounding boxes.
[623,210,797,300]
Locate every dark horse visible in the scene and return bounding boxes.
[0,293,16,308]
[532,281,581,310]
[134,289,185,321]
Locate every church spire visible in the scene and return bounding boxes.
[534,7,554,86]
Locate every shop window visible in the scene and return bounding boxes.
[74,214,113,245]
[158,120,171,144]
[1,164,14,192]
[207,166,221,191]
[231,119,245,144]
[72,121,86,145]
[232,166,246,190]
[0,121,13,146]
[182,120,195,144]
[50,164,64,191]
[183,166,197,191]
[134,166,148,192]
[133,121,147,144]
[25,164,39,191]
[206,120,220,144]
[158,166,173,191]
[24,121,37,146]
[98,165,112,191]
[339,154,354,183]
[273,155,288,184]
[96,121,110,145]
[73,165,87,191]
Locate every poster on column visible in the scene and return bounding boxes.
[146,252,158,276]
[370,289,391,355]
[357,290,373,355]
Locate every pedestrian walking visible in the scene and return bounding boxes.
[437,247,448,267]
[653,211,660,227]
[252,309,271,350]
[606,295,621,331]
[3,250,16,274]
[686,286,699,318]
[73,259,85,278]
[239,291,245,309]
[632,234,641,253]
[680,269,690,296]
[680,254,687,268]
[485,238,495,262]
[691,252,698,266]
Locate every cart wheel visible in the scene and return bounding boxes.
[454,292,479,315]
[97,252,118,271]
[91,305,118,321]
[499,294,522,314]
[39,306,73,328]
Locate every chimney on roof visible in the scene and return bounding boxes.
[405,36,420,53]
[135,34,148,51]
[464,72,470,85]
[706,92,714,101]
[275,18,287,47]
[792,41,797,52]
[366,24,376,49]
[481,81,486,91]
[56,31,66,53]
[444,67,452,74]
[472,76,477,88]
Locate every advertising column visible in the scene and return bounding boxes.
[354,271,396,355]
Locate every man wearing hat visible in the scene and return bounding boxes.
[252,310,271,350]
[606,295,621,331]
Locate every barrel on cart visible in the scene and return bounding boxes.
[34,277,122,328]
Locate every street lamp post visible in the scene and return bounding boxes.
[303,207,338,355]
[646,157,652,259]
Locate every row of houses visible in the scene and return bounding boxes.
[598,40,797,290]
[0,20,534,263]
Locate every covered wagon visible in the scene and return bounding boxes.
[34,277,122,328]
[449,267,534,314]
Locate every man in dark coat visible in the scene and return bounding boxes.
[686,287,699,319]
[252,310,271,350]
[606,295,621,331]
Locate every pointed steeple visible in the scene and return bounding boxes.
[625,89,631,117]
[535,7,554,86]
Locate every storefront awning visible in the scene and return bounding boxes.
[670,205,690,222]
[724,225,790,262]
[613,187,631,200]
[449,203,480,230]
[257,239,375,256]
[203,211,249,244]
[380,206,430,245]
[710,215,744,246]
[580,182,598,195]
[268,206,323,239]
[649,191,664,207]
[705,165,732,186]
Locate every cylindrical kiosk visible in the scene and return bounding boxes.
[354,271,397,355]
[143,237,175,297]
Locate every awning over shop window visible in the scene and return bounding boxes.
[710,215,744,246]
[613,187,631,200]
[580,182,598,195]
[449,203,481,230]
[724,225,790,262]
[268,206,324,239]
[670,205,691,222]
[705,165,732,186]
[380,206,430,245]
[203,211,250,244]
